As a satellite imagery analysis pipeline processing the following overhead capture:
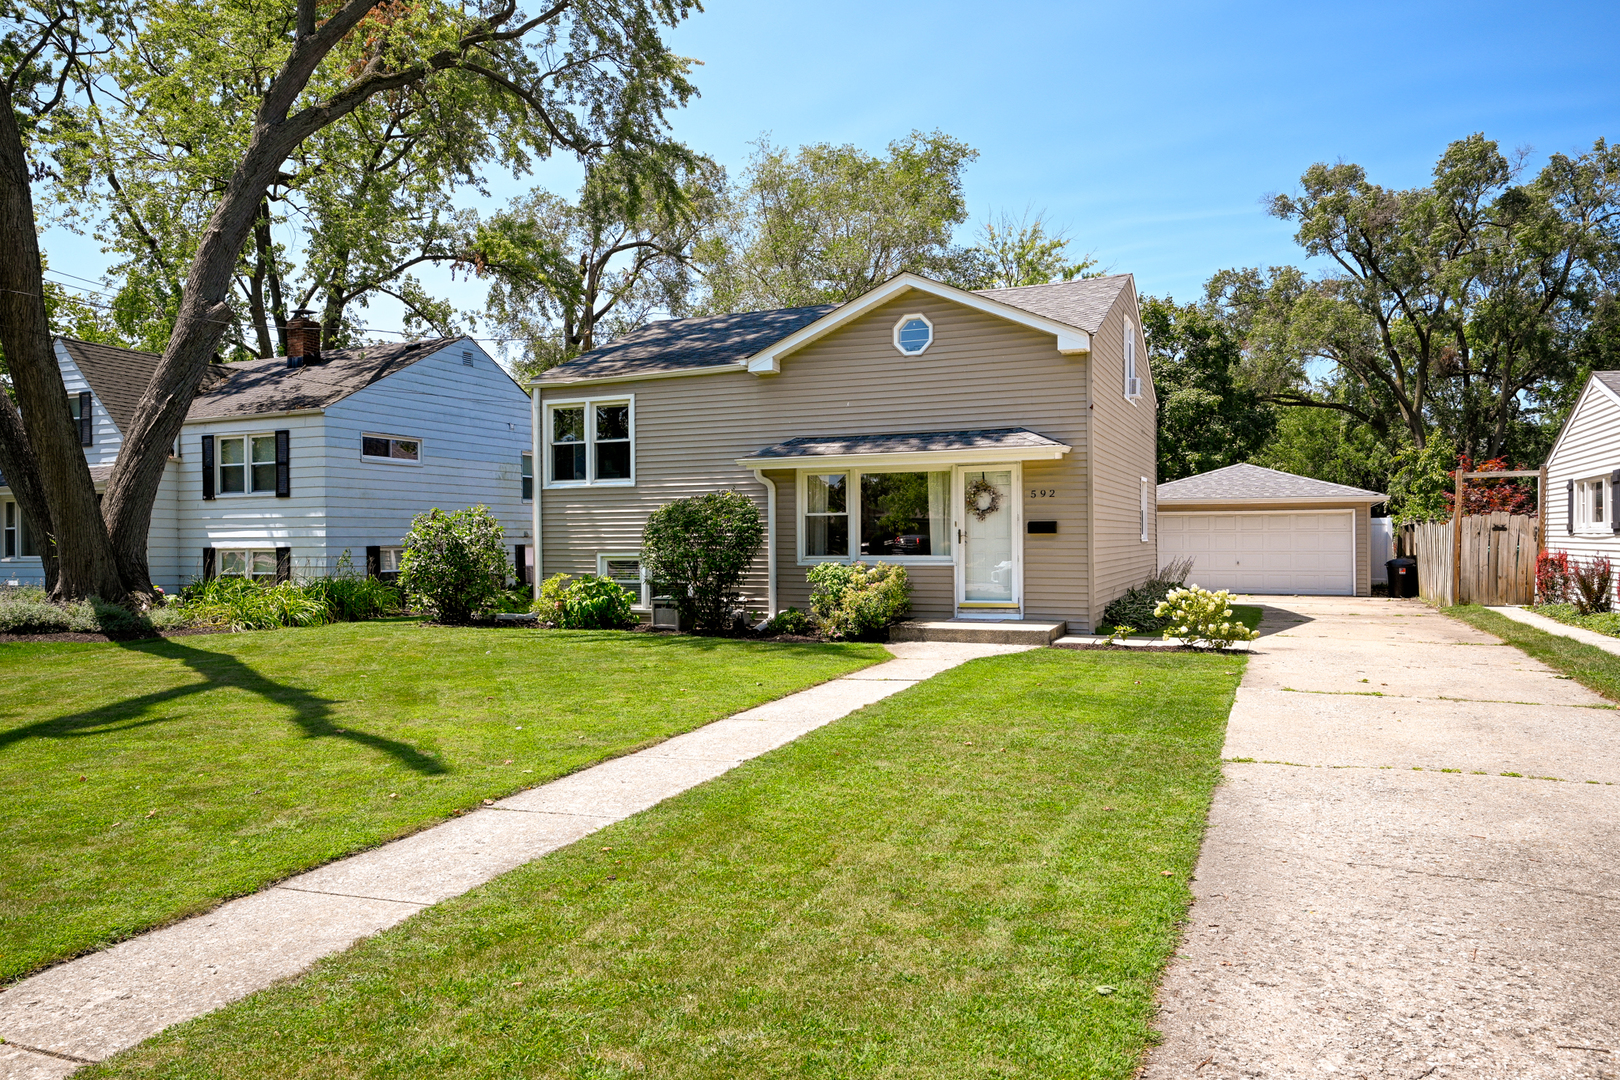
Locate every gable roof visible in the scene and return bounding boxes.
[540,273,1133,385]
[541,306,835,383]
[1158,463,1385,502]
[58,339,161,436]
[188,338,461,419]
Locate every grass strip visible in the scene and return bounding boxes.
[0,621,884,983]
[1447,604,1620,703]
[84,647,1242,1080]
[1525,602,1620,639]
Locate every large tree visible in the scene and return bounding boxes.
[1141,295,1275,483]
[697,130,978,312]
[3,0,699,602]
[1213,134,1620,459]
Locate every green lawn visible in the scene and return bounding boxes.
[85,647,1242,1080]
[1448,604,1620,702]
[1526,602,1620,638]
[0,620,885,983]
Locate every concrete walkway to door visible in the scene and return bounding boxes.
[1143,596,1620,1080]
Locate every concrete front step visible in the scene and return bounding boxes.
[889,619,1066,645]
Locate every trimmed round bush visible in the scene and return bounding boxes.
[399,505,508,622]
[641,491,764,633]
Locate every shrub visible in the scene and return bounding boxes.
[1537,551,1573,606]
[1100,556,1194,633]
[399,505,508,622]
[301,551,401,621]
[0,588,180,636]
[761,606,811,636]
[807,562,911,641]
[180,577,329,631]
[558,574,637,630]
[641,491,764,633]
[1153,585,1259,650]
[531,573,573,623]
[1570,555,1615,615]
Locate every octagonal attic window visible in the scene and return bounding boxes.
[893,314,933,356]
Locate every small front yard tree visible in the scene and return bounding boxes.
[399,505,507,622]
[641,490,763,632]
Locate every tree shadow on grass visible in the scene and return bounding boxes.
[0,637,448,774]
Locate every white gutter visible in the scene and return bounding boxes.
[531,388,542,598]
[752,469,777,617]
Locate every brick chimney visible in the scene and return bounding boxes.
[285,310,323,367]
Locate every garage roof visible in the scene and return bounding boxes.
[1159,463,1384,503]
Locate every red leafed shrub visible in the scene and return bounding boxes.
[1444,455,1538,517]
[1537,551,1572,605]
[1570,555,1615,615]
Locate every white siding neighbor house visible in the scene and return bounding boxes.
[0,326,533,591]
[1544,371,1620,582]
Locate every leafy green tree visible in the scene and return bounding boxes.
[959,208,1097,289]
[1141,295,1275,482]
[477,149,722,379]
[4,0,701,601]
[399,505,508,622]
[1212,134,1620,459]
[697,131,978,311]
[640,490,763,633]
[1248,402,1400,495]
[1384,437,1460,525]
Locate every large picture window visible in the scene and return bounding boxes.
[545,398,634,486]
[218,434,278,494]
[800,470,952,563]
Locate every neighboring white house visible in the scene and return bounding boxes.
[1544,371,1620,576]
[0,328,534,591]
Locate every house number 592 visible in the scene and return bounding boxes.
[1028,488,1056,498]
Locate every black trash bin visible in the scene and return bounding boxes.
[1386,558,1419,598]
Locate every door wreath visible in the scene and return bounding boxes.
[965,476,1002,521]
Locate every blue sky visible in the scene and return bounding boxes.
[41,0,1620,338]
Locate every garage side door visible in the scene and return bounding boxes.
[1159,512,1354,596]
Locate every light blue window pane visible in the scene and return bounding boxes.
[898,319,931,353]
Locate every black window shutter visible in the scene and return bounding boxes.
[366,545,381,578]
[1567,479,1575,534]
[1610,471,1620,534]
[275,429,291,498]
[202,548,216,580]
[201,435,215,500]
[514,544,526,585]
[276,547,292,583]
[78,391,93,446]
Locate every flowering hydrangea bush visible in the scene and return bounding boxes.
[1153,585,1259,650]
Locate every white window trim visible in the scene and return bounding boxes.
[795,466,957,566]
[214,432,281,496]
[891,312,934,357]
[543,395,636,489]
[378,546,405,574]
[1123,317,1142,403]
[1575,475,1610,533]
[597,551,650,610]
[1140,477,1151,542]
[360,432,424,466]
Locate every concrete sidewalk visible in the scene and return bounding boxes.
[0,641,1027,1079]
[1142,597,1620,1080]
[1489,603,1620,657]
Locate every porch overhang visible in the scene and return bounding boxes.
[735,427,1071,471]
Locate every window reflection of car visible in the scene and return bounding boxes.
[885,534,930,555]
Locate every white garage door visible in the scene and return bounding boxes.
[1159,511,1355,595]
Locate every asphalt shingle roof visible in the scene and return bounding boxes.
[58,339,162,436]
[1158,463,1385,502]
[542,275,1135,384]
[1594,371,1620,397]
[187,338,460,419]
[741,427,1069,461]
[540,306,837,383]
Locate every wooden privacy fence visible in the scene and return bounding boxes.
[1414,513,1537,605]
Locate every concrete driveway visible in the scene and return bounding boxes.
[1143,596,1620,1080]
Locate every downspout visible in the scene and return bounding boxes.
[752,469,777,617]
[531,386,542,599]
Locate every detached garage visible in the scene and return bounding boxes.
[1157,464,1386,597]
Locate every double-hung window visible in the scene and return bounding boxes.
[218,434,278,494]
[800,470,953,563]
[361,434,421,464]
[220,549,277,580]
[1576,476,1609,532]
[546,398,634,486]
[521,453,534,500]
[3,500,40,558]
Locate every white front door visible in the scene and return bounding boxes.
[956,466,1021,616]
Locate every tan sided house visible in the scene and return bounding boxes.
[528,273,1157,632]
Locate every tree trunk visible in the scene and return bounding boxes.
[0,84,125,602]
